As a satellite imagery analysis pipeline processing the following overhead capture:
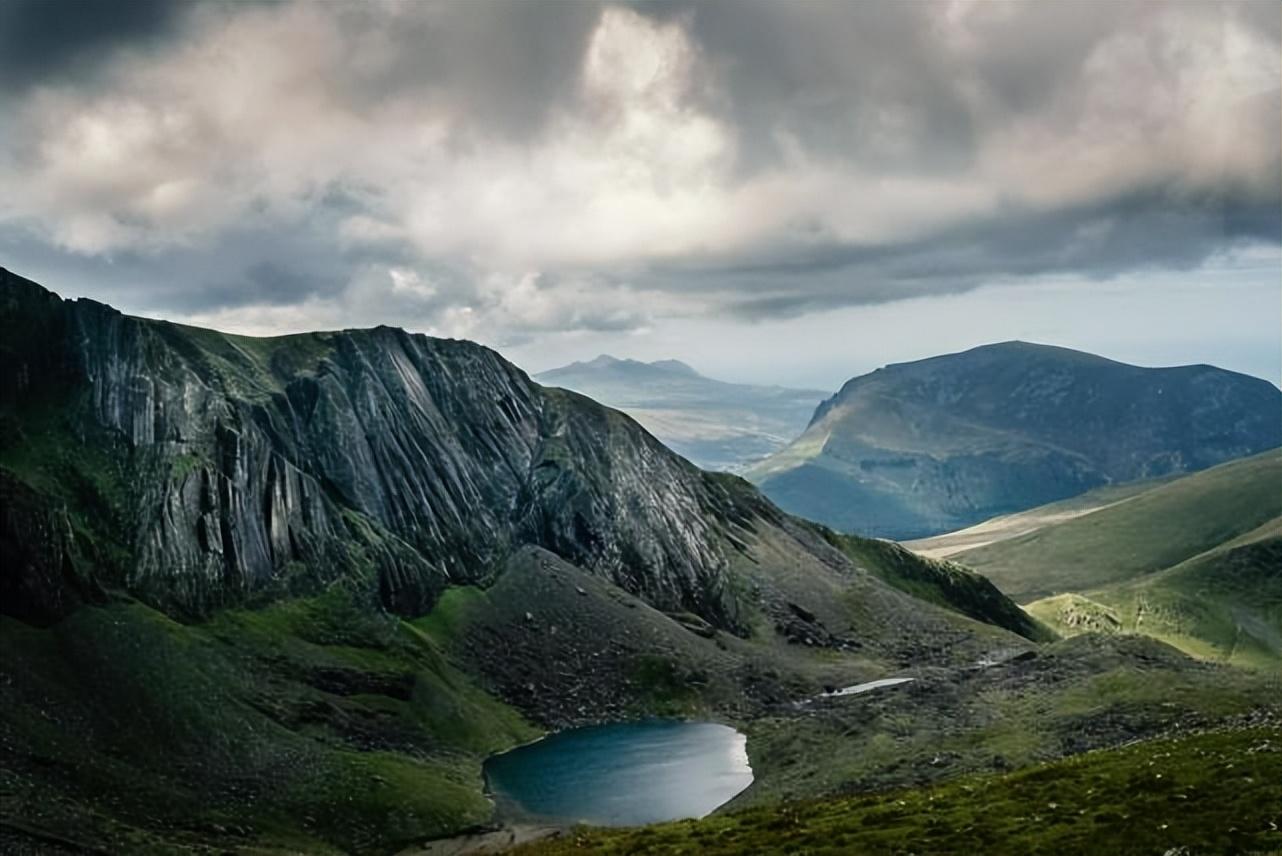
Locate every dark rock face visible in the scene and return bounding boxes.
[0,472,101,625]
[749,341,1282,539]
[0,269,747,629]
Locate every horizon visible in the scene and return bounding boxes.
[0,1,1278,391]
[8,262,1280,392]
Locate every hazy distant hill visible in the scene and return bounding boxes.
[536,355,827,472]
[747,341,1282,540]
[927,452,1282,669]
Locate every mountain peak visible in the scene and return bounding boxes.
[753,341,1282,540]
[583,354,623,367]
[648,359,700,377]
[548,354,702,378]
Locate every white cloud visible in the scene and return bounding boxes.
[0,0,1277,345]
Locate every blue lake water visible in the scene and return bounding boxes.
[483,719,754,827]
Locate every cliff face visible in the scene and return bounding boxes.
[749,341,1282,540]
[0,269,748,628]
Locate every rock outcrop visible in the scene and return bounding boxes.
[0,268,752,628]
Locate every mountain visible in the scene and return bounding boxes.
[746,341,1282,540]
[0,268,1053,853]
[535,355,827,472]
[926,451,1282,668]
[3,271,1275,855]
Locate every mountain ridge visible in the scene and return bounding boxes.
[2,268,1277,856]
[749,340,1281,539]
[0,268,754,630]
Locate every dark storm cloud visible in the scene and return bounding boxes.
[655,180,1282,321]
[0,0,1277,339]
[0,0,187,91]
[668,0,981,174]
[351,1,605,139]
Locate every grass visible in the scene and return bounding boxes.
[733,633,1272,809]
[904,476,1177,559]
[1027,524,1282,669]
[954,450,1282,601]
[158,322,336,400]
[518,725,1282,856]
[823,531,1054,642]
[0,592,539,855]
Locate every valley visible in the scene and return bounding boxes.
[535,355,827,473]
[3,4,1278,855]
[1,269,1278,856]
[917,452,1282,669]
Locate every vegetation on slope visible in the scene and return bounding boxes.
[822,530,1055,642]
[954,450,1282,601]
[1027,522,1282,670]
[518,724,1282,856]
[734,634,1272,809]
[0,592,538,855]
[903,476,1175,559]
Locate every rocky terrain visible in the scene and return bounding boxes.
[2,269,1276,856]
[747,341,1282,540]
[0,268,1049,854]
[536,355,826,472]
[0,269,767,631]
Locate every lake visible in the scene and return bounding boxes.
[484,719,754,827]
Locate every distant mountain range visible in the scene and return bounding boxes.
[912,451,1282,669]
[746,341,1282,540]
[535,355,827,472]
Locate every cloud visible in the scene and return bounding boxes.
[0,0,188,92]
[0,0,1277,344]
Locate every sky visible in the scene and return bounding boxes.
[1,0,1278,389]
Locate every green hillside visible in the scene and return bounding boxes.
[904,476,1174,559]
[942,451,1282,669]
[1027,520,1282,670]
[821,531,1055,643]
[954,451,1282,601]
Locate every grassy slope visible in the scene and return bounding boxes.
[903,477,1174,559]
[0,591,538,855]
[1028,520,1282,670]
[517,724,1282,856]
[822,532,1055,643]
[734,634,1272,809]
[953,451,1282,601]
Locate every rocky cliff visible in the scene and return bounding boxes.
[0,268,757,629]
